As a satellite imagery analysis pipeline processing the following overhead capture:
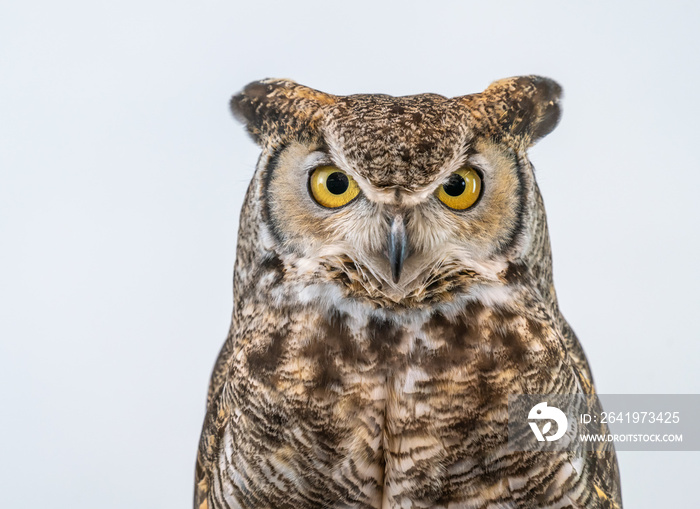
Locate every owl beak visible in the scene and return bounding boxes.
[388,214,408,284]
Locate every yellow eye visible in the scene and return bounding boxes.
[309,165,360,208]
[436,167,482,210]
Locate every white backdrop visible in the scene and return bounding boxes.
[2,1,698,507]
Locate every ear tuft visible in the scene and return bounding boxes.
[230,79,335,146]
[464,75,563,149]
[230,79,293,145]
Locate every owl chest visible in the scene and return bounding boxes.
[228,306,565,508]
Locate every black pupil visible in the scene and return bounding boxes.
[326,172,349,195]
[443,174,466,196]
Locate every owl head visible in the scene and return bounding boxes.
[231,77,561,308]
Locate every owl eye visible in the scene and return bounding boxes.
[436,167,482,210]
[309,165,360,208]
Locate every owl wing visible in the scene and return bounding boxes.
[558,316,597,393]
[559,317,623,508]
[194,332,236,509]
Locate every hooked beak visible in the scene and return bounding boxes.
[388,214,408,284]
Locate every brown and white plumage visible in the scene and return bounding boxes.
[194,76,621,508]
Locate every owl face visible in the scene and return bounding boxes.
[232,77,561,305]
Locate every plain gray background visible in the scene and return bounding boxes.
[2,1,698,507]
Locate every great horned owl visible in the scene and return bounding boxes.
[194,76,622,509]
